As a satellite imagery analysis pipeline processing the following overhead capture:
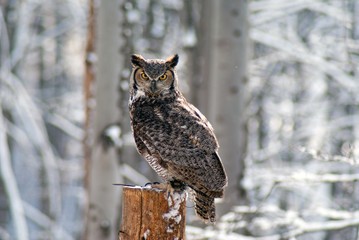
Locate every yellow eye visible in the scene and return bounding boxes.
[141,72,149,80]
[159,74,167,80]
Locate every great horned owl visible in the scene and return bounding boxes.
[128,54,228,223]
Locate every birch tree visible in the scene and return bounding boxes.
[196,0,250,217]
[83,1,124,239]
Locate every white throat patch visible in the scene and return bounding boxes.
[129,89,146,105]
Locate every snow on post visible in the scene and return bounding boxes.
[119,186,186,240]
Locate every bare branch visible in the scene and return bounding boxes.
[23,201,75,240]
[259,171,359,183]
[0,8,11,69]
[314,207,359,220]
[251,29,358,91]
[251,0,309,26]
[187,225,256,240]
[250,0,350,26]
[308,1,350,25]
[0,108,29,240]
[45,112,84,141]
[1,71,62,222]
[281,218,359,239]
[221,205,359,239]
[119,163,150,185]
[298,146,358,165]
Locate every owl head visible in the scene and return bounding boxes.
[130,54,179,98]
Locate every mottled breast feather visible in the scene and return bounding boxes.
[130,92,227,191]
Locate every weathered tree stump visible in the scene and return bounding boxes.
[119,186,186,240]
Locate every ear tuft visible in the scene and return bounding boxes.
[166,54,179,68]
[131,54,146,67]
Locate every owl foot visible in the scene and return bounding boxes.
[150,183,174,200]
[144,181,186,199]
[144,181,161,187]
[144,182,168,190]
[170,180,186,192]
[156,180,186,199]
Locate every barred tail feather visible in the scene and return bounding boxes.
[194,191,217,223]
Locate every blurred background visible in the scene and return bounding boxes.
[0,0,359,239]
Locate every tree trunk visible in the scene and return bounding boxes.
[83,0,95,191]
[198,0,250,217]
[84,0,125,239]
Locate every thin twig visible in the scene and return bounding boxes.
[1,71,62,223]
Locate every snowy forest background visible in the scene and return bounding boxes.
[1,0,359,239]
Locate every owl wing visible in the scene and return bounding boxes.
[133,99,227,191]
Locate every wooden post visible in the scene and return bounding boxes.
[119,186,186,240]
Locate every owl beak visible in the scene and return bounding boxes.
[150,80,157,93]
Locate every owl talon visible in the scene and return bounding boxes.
[144,182,168,190]
[144,181,161,187]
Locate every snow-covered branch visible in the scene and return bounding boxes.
[271,172,359,183]
[251,28,358,91]
[216,205,359,240]
[299,146,358,165]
